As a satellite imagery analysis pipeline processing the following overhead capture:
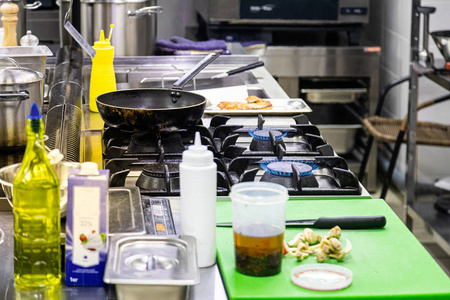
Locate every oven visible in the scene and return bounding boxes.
[195,0,370,25]
[195,0,379,192]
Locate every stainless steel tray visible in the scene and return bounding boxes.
[109,187,145,236]
[61,186,145,243]
[0,46,53,74]
[204,98,312,115]
[301,88,367,104]
[104,235,199,300]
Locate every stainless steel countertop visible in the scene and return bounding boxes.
[0,201,229,300]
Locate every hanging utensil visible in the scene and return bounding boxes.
[64,0,96,58]
[417,6,436,69]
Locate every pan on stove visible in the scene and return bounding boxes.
[96,53,219,132]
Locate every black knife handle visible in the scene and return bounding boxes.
[314,216,386,229]
[227,61,264,76]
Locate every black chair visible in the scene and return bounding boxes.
[358,76,450,199]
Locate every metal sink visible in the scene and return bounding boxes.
[81,56,260,95]
[44,55,276,106]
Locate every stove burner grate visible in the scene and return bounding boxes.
[141,163,180,178]
[260,160,319,177]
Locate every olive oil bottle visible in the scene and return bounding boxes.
[13,102,61,288]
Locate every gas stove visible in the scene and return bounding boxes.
[102,114,361,196]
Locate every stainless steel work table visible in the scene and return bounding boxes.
[0,202,229,299]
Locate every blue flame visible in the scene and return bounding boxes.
[248,130,288,141]
[260,159,319,177]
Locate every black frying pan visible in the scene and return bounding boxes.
[96,53,219,132]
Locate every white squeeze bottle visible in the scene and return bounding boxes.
[180,131,217,268]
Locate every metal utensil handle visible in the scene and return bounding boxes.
[127,6,163,18]
[228,61,264,76]
[418,6,435,51]
[0,90,30,101]
[64,9,96,58]
[25,1,42,10]
[171,53,220,91]
[313,216,386,229]
[0,57,20,68]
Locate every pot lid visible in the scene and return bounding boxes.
[104,235,200,285]
[0,67,44,84]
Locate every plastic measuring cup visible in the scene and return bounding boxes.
[230,182,289,276]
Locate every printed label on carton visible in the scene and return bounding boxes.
[65,169,109,286]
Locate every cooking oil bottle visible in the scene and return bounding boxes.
[89,24,116,112]
[13,102,61,288]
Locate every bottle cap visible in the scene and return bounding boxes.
[79,162,100,175]
[93,24,114,49]
[27,102,42,120]
[19,30,39,46]
[182,132,213,166]
[27,102,42,132]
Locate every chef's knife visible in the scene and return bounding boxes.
[216,216,386,229]
[211,61,264,79]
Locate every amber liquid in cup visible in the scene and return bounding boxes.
[234,223,284,276]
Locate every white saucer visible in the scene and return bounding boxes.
[291,263,353,291]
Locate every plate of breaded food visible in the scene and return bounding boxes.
[204,95,312,115]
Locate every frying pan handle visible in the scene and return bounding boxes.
[171,53,220,91]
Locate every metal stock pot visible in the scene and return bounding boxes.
[0,58,45,147]
[80,0,162,56]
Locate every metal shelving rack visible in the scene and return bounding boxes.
[407,0,450,254]
[405,0,422,229]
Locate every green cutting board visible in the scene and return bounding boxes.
[216,198,450,299]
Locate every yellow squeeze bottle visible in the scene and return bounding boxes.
[89,25,116,112]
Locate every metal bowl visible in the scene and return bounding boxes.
[0,161,81,216]
[431,31,450,62]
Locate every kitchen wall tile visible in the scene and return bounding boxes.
[384,0,413,39]
[418,146,450,180]
[384,0,401,34]
[398,1,413,40]
[382,29,409,76]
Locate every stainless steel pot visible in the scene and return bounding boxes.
[80,0,162,56]
[0,58,45,147]
[0,0,42,42]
